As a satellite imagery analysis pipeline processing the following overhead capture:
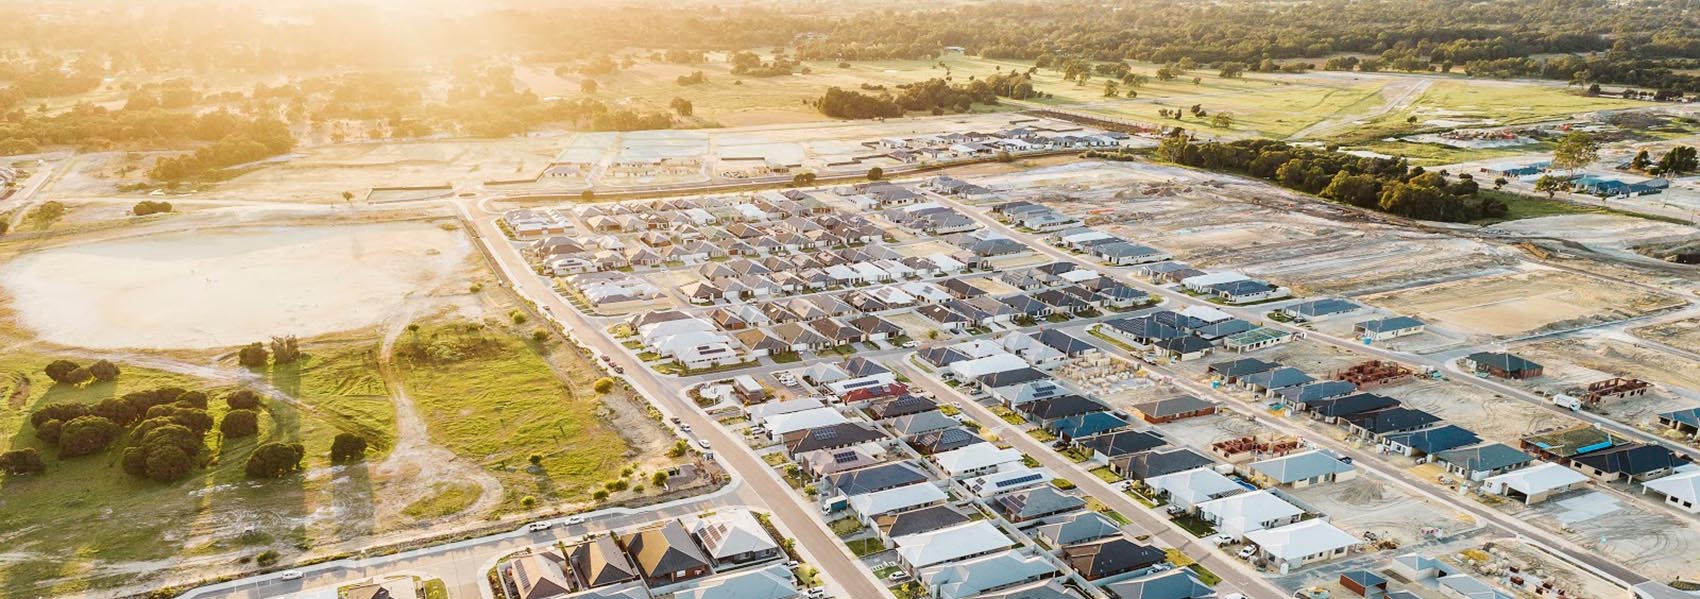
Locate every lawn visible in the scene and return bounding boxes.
[991,406,1027,425]
[266,343,397,454]
[1171,513,1218,538]
[0,351,371,596]
[1471,189,1687,224]
[845,537,886,557]
[1084,497,1131,526]
[1331,79,1648,144]
[393,320,633,509]
[1089,466,1123,483]
[829,517,865,537]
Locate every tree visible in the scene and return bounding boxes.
[1534,174,1570,198]
[593,377,616,393]
[43,360,82,384]
[1210,113,1234,129]
[245,443,306,479]
[652,470,669,486]
[580,79,598,94]
[1655,146,1698,175]
[238,343,268,368]
[866,166,884,181]
[1218,62,1246,78]
[342,191,355,203]
[791,172,817,186]
[270,335,301,364]
[1102,80,1119,97]
[1550,131,1600,171]
[220,409,260,438]
[226,389,262,410]
[1493,177,1509,189]
[58,415,121,457]
[88,359,121,382]
[0,448,45,475]
[1630,149,1652,171]
[1321,172,1383,208]
[330,433,369,462]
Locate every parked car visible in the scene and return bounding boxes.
[679,423,692,432]
[278,571,303,581]
[900,340,919,348]
[784,560,800,570]
[526,522,552,532]
[564,515,585,526]
[887,571,909,582]
[1209,534,1234,547]
[1236,546,1258,559]
[805,589,827,598]
[697,439,712,450]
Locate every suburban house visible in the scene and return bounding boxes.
[1102,569,1214,599]
[1145,466,1247,511]
[990,486,1086,524]
[1482,462,1590,504]
[505,548,575,599]
[1657,408,1700,439]
[1111,448,1216,481]
[1034,511,1123,548]
[1245,450,1356,488]
[848,483,950,525]
[893,521,1014,572]
[1061,538,1167,581]
[1130,396,1217,424]
[1642,470,1700,514]
[1381,425,1483,458]
[1197,490,1305,539]
[688,510,782,567]
[1243,519,1359,573]
[1462,352,1544,379]
[876,505,973,542]
[1568,443,1681,482]
[1280,298,1362,322]
[1076,430,1167,463]
[918,549,1061,599]
[1353,316,1426,341]
[1434,443,1536,481]
[620,520,714,585]
[567,534,640,589]
[1518,425,1627,462]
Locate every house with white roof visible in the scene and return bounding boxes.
[933,444,1024,479]
[1179,272,1249,293]
[1642,468,1700,514]
[1144,467,1247,511]
[686,509,782,566]
[1482,462,1589,504]
[762,407,850,441]
[1197,490,1305,539]
[894,521,1013,571]
[945,353,1030,381]
[848,483,949,525]
[1243,519,1359,573]
[1245,450,1357,489]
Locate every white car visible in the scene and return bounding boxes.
[697,439,712,450]
[900,340,919,348]
[1209,533,1234,547]
[1236,546,1258,559]
[564,515,586,526]
[526,522,552,532]
[784,560,800,569]
[886,571,909,582]
[679,423,692,432]
[806,589,827,598]
[278,571,303,581]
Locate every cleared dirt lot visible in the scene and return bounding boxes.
[1511,489,1700,583]
[1287,477,1475,547]
[1386,378,1573,443]
[1361,267,1685,339]
[1634,316,1700,354]
[0,221,472,349]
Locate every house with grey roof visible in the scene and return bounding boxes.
[1246,450,1357,488]
[1435,443,1536,481]
[1034,511,1123,548]
[1102,568,1213,599]
[992,486,1087,524]
[1354,316,1425,341]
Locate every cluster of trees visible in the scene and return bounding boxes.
[814,76,1019,119]
[13,383,371,481]
[729,51,797,77]
[238,335,303,368]
[145,113,294,181]
[43,358,122,385]
[1629,146,1698,176]
[1158,137,1508,222]
[675,71,708,86]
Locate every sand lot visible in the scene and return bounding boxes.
[1514,490,1700,582]
[1287,477,1474,547]
[0,222,471,349]
[1387,378,1571,443]
[1362,268,1684,338]
[1634,317,1700,354]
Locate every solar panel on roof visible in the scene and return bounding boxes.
[816,428,839,440]
[833,451,859,464]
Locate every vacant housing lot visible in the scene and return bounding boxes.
[1361,268,1683,338]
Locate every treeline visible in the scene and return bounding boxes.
[814,74,1032,119]
[1157,137,1507,222]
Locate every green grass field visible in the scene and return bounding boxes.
[392,320,632,508]
[1332,79,1647,144]
[0,351,380,596]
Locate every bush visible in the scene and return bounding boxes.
[652,471,669,486]
[592,489,610,501]
[866,166,883,181]
[669,440,689,457]
[245,442,306,479]
[520,496,536,508]
[330,433,368,462]
[43,359,82,384]
[87,359,121,382]
[124,421,204,482]
[238,342,268,368]
[226,389,262,410]
[220,409,260,438]
[532,330,549,343]
[593,377,615,394]
[132,200,174,216]
[0,448,46,475]
[254,550,280,567]
[58,415,121,457]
